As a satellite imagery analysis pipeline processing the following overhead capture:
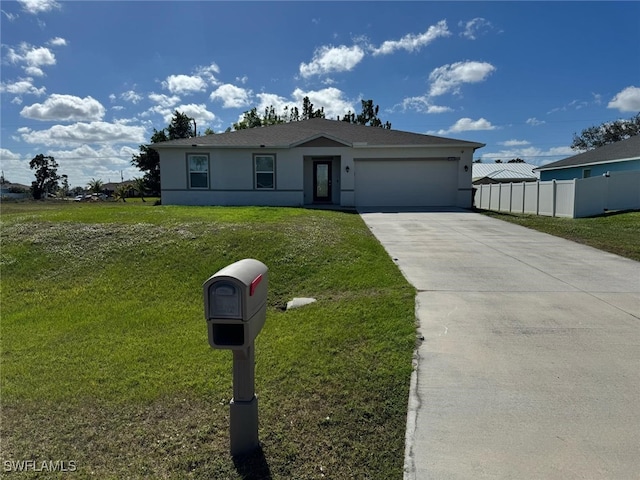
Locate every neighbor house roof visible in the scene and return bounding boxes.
[151,118,485,150]
[472,163,539,181]
[535,135,640,171]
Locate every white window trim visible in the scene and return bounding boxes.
[254,154,276,190]
[188,153,209,189]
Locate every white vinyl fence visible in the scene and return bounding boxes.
[474,171,640,218]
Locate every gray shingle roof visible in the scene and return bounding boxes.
[535,135,640,171]
[151,118,485,149]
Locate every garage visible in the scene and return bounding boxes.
[354,158,459,207]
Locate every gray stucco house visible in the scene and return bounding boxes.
[153,118,485,208]
[535,135,640,181]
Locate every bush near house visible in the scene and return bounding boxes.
[0,201,416,479]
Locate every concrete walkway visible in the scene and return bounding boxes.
[359,208,639,480]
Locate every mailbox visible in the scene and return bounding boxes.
[203,259,268,350]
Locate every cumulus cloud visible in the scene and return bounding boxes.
[299,45,365,78]
[371,20,450,55]
[18,0,60,14]
[121,90,142,104]
[20,94,105,121]
[19,121,146,147]
[155,103,216,127]
[5,43,57,76]
[48,37,67,46]
[0,77,46,96]
[428,61,496,97]
[459,18,493,40]
[398,95,453,114]
[607,86,640,112]
[291,87,354,119]
[431,117,496,135]
[162,74,207,94]
[210,84,252,108]
[148,93,181,108]
[195,63,221,85]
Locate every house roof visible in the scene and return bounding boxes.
[472,162,539,181]
[151,117,485,150]
[535,135,640,171]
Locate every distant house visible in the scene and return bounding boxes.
[153,118,485,209]
[472,162,539,185]
[534,135,640,181]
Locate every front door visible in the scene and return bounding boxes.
[313,160,332,202]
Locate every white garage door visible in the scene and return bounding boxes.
[354,159,458,207]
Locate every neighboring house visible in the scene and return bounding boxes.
[472,163,539,185]
[535,135,640,181]
[153,118,485,209]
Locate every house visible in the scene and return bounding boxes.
[534,135,640,181]
[153,118,485,209]
[472,162,539,185]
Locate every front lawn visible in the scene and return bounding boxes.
[0,201,416,479]
[478,209,640,261]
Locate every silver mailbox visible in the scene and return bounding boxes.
[203,259,268,350]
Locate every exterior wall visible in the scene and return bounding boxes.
[539,159,640,181]
[159,143,477,208]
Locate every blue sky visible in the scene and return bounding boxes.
[1,0,639,188]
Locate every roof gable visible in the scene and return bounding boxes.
[152,118,485,150]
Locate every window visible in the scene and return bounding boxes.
[583,168,591,178]
[254,154,275,189]
[188,154,209,188]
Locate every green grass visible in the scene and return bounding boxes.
[478,209,640,261]
[0,201,416,479]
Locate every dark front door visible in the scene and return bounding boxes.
[313,160,332,202]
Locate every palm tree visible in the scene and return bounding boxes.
[114,184,129,202]
[132,177,147,202]
[87,178,104,194]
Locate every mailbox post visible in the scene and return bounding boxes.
[203,259,268,456]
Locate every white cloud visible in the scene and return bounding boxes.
[2,10,19,21]
[157,104,216,129]
[148,93,181,108]
[459,18,493,40]
[500,139,530,147]
[121,90,142,104]
[18,0,60,14]
[0,77,46,96]
[210,84,252,108]
[236,75,248,84]
[371,20,450,56]
[20,94,105,121]
[432,117,496,135]
[299,45,365,78]
[162,74,207,95]
[607,86,640,112]
[480,145,574,165]
[428,61,496,97]
[398,95,453,114]
[48,37,67,46]
[195,63,221,85]
[19,121,147,147]
[5,43,57,76]
[526,117,545,126]
[291,87,354,119]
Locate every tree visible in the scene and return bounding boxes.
[204,127,215,135]
[29,154,60,200]
[114,184,130,202]
[571,113,640,151]
[507,158,525,163]
[132,177,147,202]
[340,99,391,129]
[87,178,104,194]
[167,110,195,140]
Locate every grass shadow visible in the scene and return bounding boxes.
[232,446,272,480]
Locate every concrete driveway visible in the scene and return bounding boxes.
[359,208,639,480]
